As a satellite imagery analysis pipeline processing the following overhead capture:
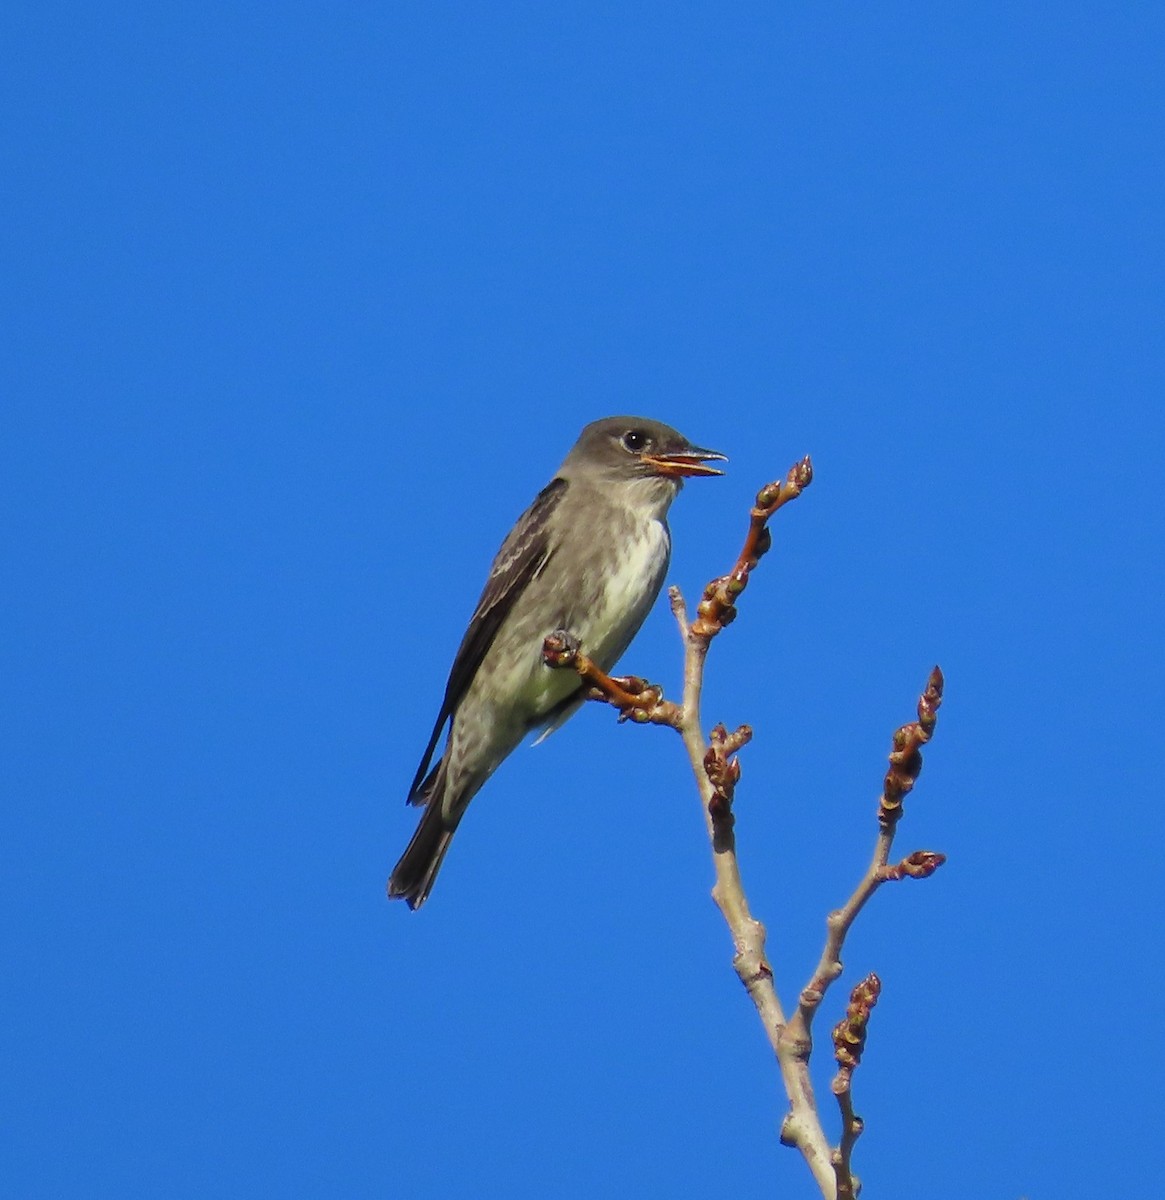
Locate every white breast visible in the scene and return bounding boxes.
[579,514,669,668]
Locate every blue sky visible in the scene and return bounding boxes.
[4,3,1163,1197]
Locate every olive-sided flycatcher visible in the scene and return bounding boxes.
[388,416,725,908]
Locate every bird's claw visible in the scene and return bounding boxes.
[542,629,582,667]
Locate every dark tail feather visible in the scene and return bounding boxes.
[388,798,456,910]
[408,760,440,807]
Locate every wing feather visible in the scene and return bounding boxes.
[406,477,567,801]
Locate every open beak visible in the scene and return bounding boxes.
[641,445,728,478]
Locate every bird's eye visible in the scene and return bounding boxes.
[622,429,648,453]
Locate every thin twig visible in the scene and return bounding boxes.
[690,456,813,640]
[830,974,881,1200]
[792,668,945,1040]
[541,631,682,726]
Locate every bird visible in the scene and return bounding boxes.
[388,415,726,909]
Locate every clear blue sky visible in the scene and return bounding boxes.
[4,4,1163,1197]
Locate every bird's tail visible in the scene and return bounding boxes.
[388,766,458,910]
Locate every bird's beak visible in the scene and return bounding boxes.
[641,445,728,478]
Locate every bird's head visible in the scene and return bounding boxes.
[561,417,727,489]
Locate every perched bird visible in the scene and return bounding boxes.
[388,416,725,909]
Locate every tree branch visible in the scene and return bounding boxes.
[690,456,813,640]
[791,669,945,1042]
[668,462,838,1194]
[830,973,881,1200]
[542,457,948,1198]
[542,630,682,727]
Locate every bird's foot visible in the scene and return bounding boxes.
[543,628,582,666]
[542,634,681,728]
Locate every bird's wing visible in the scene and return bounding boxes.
[406,477,567,802]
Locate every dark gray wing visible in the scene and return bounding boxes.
[406,477,567,802]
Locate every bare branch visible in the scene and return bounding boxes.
[794,667,946,1043]
[690,457,814,641]
[666,460,841,1194]
[542,463,948,1200]
[830,974,882,1200]
[668,585,689,637]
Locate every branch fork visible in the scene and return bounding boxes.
[542,455,947,1199]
